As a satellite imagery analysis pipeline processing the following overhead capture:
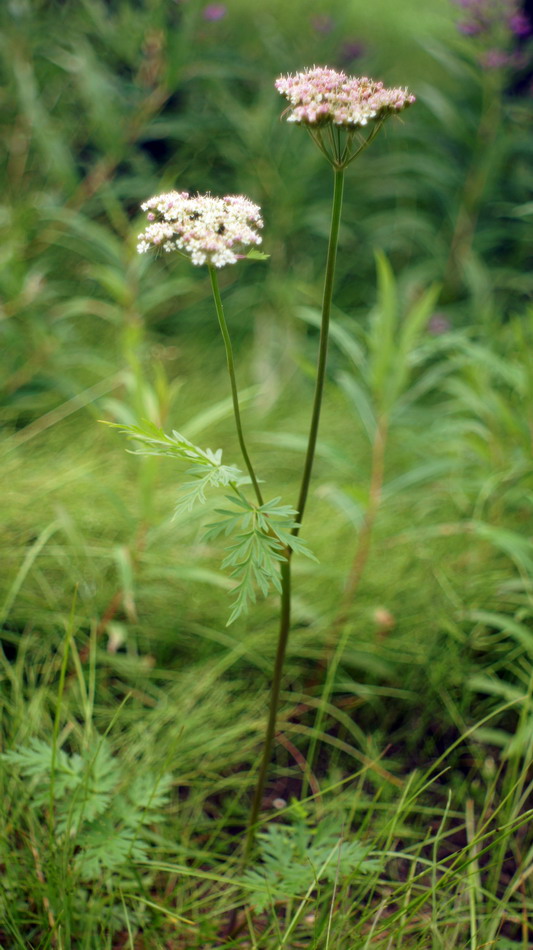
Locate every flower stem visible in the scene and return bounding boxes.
[208,265,264,507]
[293,166,345,535]
[244,166,345,860]
[244,556,291,861]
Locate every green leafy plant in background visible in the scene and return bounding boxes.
[2,737,172,876]
[319,252,441,638]
[440,0,533,304]
[1,735,173,939]
[241,813,379,914]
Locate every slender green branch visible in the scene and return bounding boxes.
[346,120,384,168]
[293,166,345,535]
[244,557,291,861]
[208,265,264,507]
[327,124,337,164]
[308,127,331,164]
[244,166,346,861]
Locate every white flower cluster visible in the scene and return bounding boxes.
[137,191,263,268]
[275,67,415,128]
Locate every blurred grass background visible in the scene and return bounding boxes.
[1,0,533,945]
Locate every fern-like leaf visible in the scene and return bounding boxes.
[74,819,147,879]
[3,736,171,883]
[242,819,379,912]
[102,419,244,514]
[122,771,173,825]
[205,495,316,624]
[57,740,121,833]
[2,739,73,783]
[173,464,244,517]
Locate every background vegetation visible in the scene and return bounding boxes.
[1,0,533,947]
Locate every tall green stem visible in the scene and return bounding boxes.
[293,166,345,534]
[244,166,345,858]
[208,265,264,507]
[244,557,291,860]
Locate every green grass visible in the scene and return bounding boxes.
[2,314,533,945]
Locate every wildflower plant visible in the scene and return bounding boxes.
[235,65,416,858]
[275,67,415,168]
[112,192,311,622]
[108,67,415,859]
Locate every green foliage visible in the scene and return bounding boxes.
[1,0,530,440]
[2,0,533,944]
[104,419,315,623]
[367,252,441,414]
[102,418,246,515]
[205,494,316,623]
[1,736,172,880]
[242,816,378,912]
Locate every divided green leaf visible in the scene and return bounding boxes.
[101,419,244,514]
[242,818,379,912]
[104,421,316,623]
[204,494,316,624]
[245,249,270,261]
[1,737,172,881]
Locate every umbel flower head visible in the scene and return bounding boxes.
[275,66,415,168]
[137,191,263,268]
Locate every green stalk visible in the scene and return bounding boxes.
[244,557,291,860]
[208,265,264,507]
[244,166,345,858]
[293,166,345,534]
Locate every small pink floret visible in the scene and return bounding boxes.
[203,3,226,21]
[275,66,415,128]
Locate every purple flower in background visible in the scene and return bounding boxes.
[427,314,451,335]
[203,3,226,21]
[311,14,335,33]
[340,39,366,63]
[452,0,531,35]
[457,19,483,33]
[452,0,532,70]
[481,48,511,67]
[509,12,531,34]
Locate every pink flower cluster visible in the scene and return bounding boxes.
[275,67,415,128]
[137,192,263,268]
